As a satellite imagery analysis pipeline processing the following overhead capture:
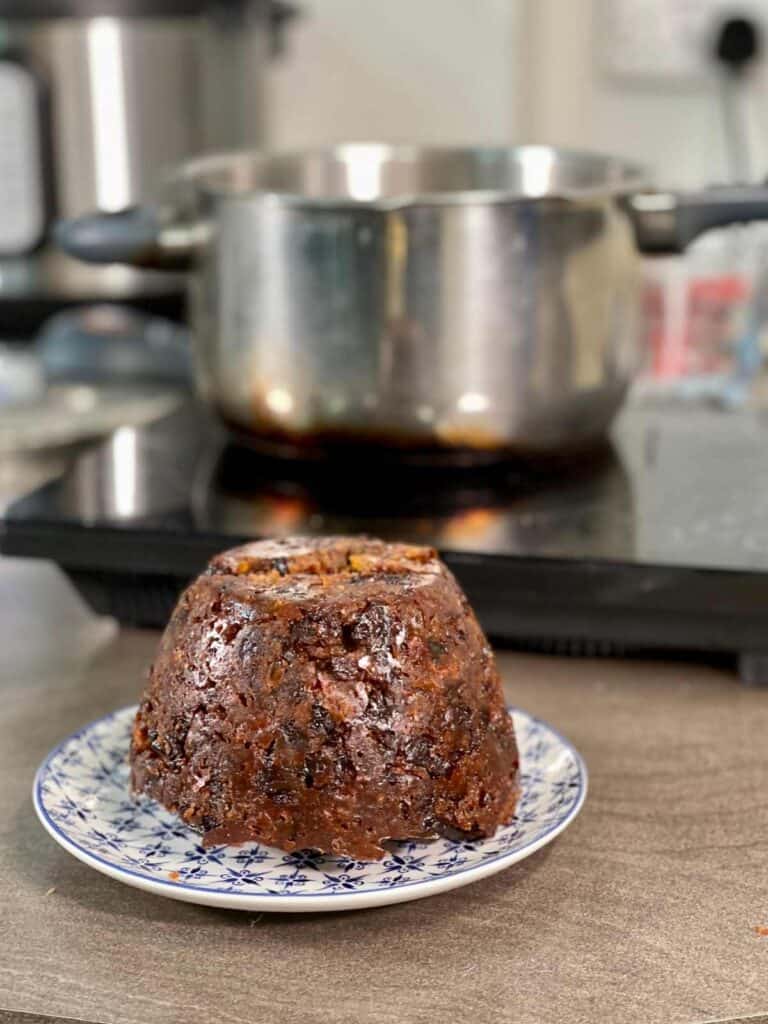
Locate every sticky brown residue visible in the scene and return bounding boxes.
[168,870,180,882]
[752,925,768,936]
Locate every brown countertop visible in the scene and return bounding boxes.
[1,557,767,1024]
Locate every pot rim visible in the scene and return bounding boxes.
[169,143,651,209]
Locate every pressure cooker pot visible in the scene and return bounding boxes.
[55,144,768,463]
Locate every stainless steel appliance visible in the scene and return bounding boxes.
[0,0,293,327]
[56,144,768,461]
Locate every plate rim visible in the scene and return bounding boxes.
[33,705,587,912]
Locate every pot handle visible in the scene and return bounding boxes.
[627,186,768,254]
[54,206,203,271]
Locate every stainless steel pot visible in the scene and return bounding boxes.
[55,144,768,462]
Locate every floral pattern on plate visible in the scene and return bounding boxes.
[34,706,586,912]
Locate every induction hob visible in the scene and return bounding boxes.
[4,399,768,682]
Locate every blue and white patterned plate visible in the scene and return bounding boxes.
[33,706,586,912]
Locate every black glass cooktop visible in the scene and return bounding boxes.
[4,399,768,681]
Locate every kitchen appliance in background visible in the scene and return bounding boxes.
[6,396,768,684]
[0,0,295,334]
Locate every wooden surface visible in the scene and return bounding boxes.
[2,558,768,1024]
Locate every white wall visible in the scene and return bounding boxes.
[268,0,768,187]
[521,0,768,186]
[268,0,524,148]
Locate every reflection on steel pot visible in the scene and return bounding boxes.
[54,145,768,463]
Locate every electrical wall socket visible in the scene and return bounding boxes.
[600,0,768,80]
